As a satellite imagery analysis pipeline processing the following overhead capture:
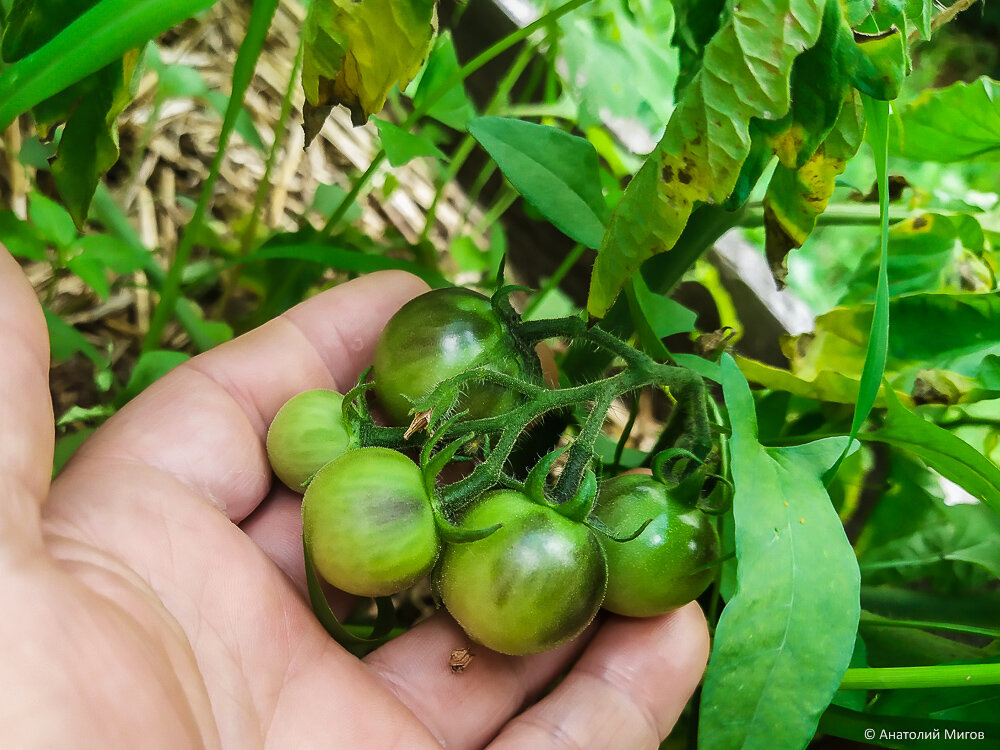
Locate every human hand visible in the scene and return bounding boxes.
[0,247,709,749]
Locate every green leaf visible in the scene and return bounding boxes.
[372,117,446,167]
[0,0,219,131]
[28,190,77,246]
[52,426,95,476]
[1,0,99,61]
[628,272,697,339]
[174,298,233,352]
[50,49,143,226]
[73,233,151,274]
[310,183,363,222]
[862,387,1000,513]
[700,356,860,750]
[763,89,866,283]
[890,76,1000,163]
[411,31,474,130]
[66,256,110,299]
[468,116,608,249]
[904,0,932,40]
[44,309,108,366]
[0,210,48,260]
[119,350,190,403]
[841,213,992,304]
[587,0,829,316]
[301,0,437,137]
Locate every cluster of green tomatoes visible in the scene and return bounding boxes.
[266,287,720,656]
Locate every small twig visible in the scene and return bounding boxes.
[908,0,982,44]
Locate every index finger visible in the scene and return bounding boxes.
[63,271,429,521]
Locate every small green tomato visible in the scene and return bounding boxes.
[302,447,439,597]
[266,389,351,492]
[592,474,719,617]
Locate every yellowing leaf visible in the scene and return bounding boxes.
[763,89,866,283]
[302,0,437,140]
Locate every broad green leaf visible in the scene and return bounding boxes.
[0,210,48,260]
[735,354,911,408]
[862,501,1000,586]
[50,49,143,226]
[843,0,874,26]
[700,356,860,750]
[66,256,110,299]
[52,427,95,476]
[624,273,696,362]
[174,298,233,352]
[44,309,107,366]
[29,190,76,247]
[310,183,363,222]
[890,77,1000,163]
[301,0,436,138]
[786,293,1000,393]
[1,0,99,62]
[411,31,474,130]
[119,350,190,403]
[468,116,608,249]
[763,89,866,283]
[372,117,446,167]
[904,0,932,40]
[587,0,829,316]
[862,386,1000,513]
[0,0,218,131]
[841,213,993,304]
[73,233,151,274]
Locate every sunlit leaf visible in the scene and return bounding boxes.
[301,0,437,139]
[863,387,1000,513]
[468,116,608,249]
[890,76,1000,163]
[372,117,446,166]
[411,31,474,130]
[701,356,860,750]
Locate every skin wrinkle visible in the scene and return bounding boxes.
[365,656,451,747]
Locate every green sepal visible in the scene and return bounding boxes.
[672,464,713,508]
[421,430,475,499]
[342,367,375,425]
[553,467,598,522]
[586,514,652,543]
[524,445,569,505]
[302,530,396,650]
[697,474,735,515]
[433,509,502,544]
[651,447,704,485]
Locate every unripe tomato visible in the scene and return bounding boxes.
[266,389,351,491]
[591,474,719,617]
[302,447,438,597]
[373,287,533,425]
[437,490,607,655]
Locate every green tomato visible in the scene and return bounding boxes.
[302,447,438,597]
[266,389,352,492]
[437,490,607,655]
[592,474,719,617]
[373,287,532,425]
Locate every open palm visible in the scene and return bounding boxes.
[1,248,708,749]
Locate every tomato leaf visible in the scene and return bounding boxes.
[700,355,860,750]
[301,0,437,139]
[861,386,1000,513]
[28,190,77,247]
[372,117,446,167]
[0,210,48,260]
[411,31,474,130]
[587,0,830,316]
[468,116,608,249]
[118,351,190,404]
[890,76,1000,163]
